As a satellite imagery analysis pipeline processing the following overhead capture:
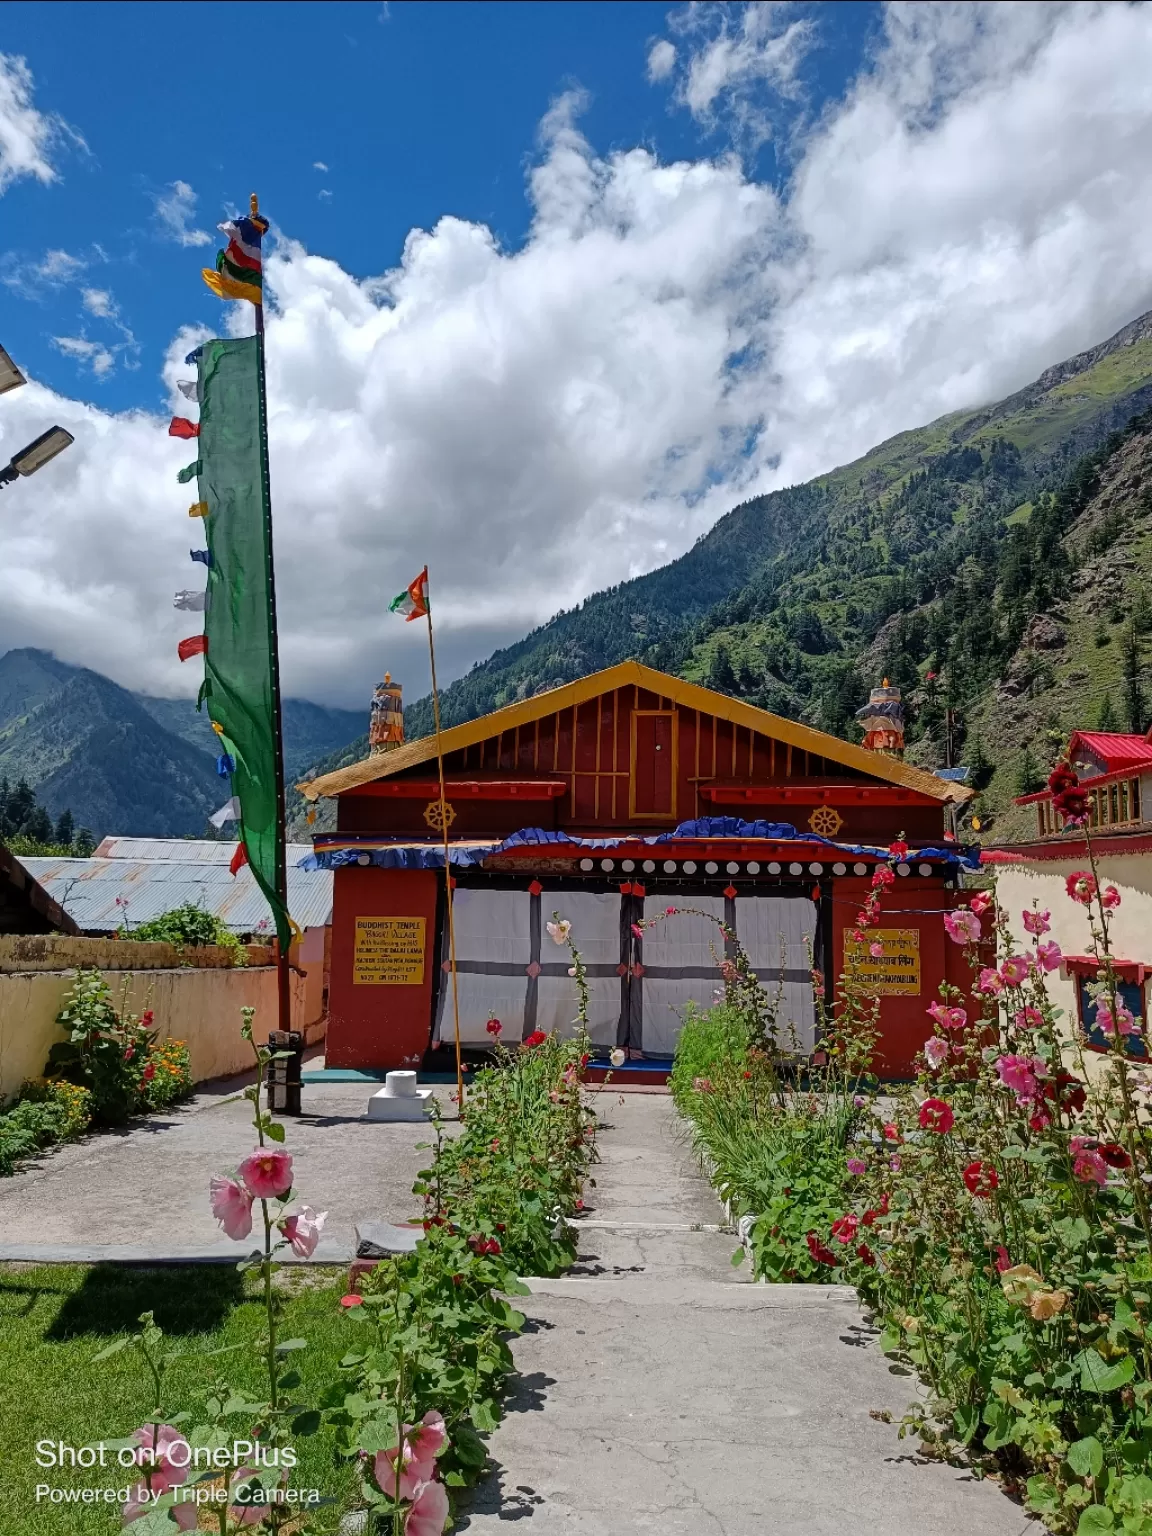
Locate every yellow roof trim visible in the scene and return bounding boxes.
[299,661,972,804]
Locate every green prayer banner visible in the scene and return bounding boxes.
[196,337,291,950]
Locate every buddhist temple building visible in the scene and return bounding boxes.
[298,662,976,1078]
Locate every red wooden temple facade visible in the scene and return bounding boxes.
[299,663,975,1077]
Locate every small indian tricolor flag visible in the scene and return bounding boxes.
[389,567,429,622]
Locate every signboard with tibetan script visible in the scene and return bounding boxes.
[843,928,920,996]
[353,916,426,985]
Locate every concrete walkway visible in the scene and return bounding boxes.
[0,1075,454,1262]
[462,1092,1038,1536]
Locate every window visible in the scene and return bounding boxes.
[1077,973,1148,1059]
[1134,777,1143,822]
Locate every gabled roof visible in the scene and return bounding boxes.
[299,661,971,805]
[0,842,79,936]
[1070,731,1152,773]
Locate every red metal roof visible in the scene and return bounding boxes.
[1070,731,1152,771]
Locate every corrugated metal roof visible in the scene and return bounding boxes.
[19,856,332,934]
[1070,732,1152,771]
[94,837,314,865]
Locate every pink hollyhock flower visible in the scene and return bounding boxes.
[889,1154,902,1172]
[376,1412,448,1501]
[1014,1006,1044,1030]
[995,1246,1012,1273]
[846,1158,867,1176]
[831,1212,859,1244]
[406,1479,451,1536]
[995,1054,1041,1102]
[969,891,993,916]
[918,1098,954,1134]
[882,1122,900,1142]
[279,1205,327,1258]
[1033,941,1062,972]
[1096,1000,1139,1038]
[1101,885,1122,910]
[227,1468,268,1527]
[631,923,644,940]
[928,1001,968,1030]
[924,1037,949,1069]
[123,1491,197,1528]
[238,1147,293,1200]
[869,941,884,958]
[546,919,571,945]
[132,1425,191,1494]
[978,967,1004,995]
[210,1175,254,1240]
[1066,872,1097,906]
[1073,1149,1108,1187]
[665,906,678,915]
[1022,909,1051,936]
[943,909,981,944]
[1000,955,1030,987]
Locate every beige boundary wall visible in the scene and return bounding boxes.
[0,935,322,1102]
[993,852,1152,1076]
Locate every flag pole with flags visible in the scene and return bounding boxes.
[391,566,465,1105]
[175,190,296,1039]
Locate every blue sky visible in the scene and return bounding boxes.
[2,2,1152,707]
[3,0,876,411]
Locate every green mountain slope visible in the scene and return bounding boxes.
[291,306,1152,836]
[0,650,369,839]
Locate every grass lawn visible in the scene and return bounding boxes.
[0,1263,360,1534]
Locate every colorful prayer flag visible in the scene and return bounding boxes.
[202,212,269,306]
[188,501,208,518]
[177,634,208,661]
[389,567,429,622]
[229,842,248,876]
[177,380,199,401]
[169,417,200,439]
[174,589,207,611]
[177,461,201,484]
[216,753,236,777]
[209,795,241,829]
[190,549,212,566]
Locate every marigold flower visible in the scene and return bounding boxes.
[918,1098,954,1134]
[962,1160,999,1197]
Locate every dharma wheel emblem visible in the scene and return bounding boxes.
[424,799,456,832]
[808,805,843,837]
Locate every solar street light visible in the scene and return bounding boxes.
[0,345,26,396]
[0,425,75,488]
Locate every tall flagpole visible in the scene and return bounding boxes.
[423,567,465,1107]
[250,191,293,1041]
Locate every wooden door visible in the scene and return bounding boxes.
[630,710,677,819]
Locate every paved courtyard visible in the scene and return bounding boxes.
[0,1073,453,1262]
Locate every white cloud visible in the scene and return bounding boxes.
[0,52,83,194]
[6,1,1152,712]
[50,336,117,377]
[81,287,115,318]
[646,39,677,83]
[313,160,329,172]
[656,1,817,148]
[153,180,213,247]
[318,189,332,200]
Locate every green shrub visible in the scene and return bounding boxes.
[0,1081,93,1175]
[131,901,248,964]
[45,969,156,1125]
[141,1038,194,1110]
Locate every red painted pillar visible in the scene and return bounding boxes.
[325,865,439,1070]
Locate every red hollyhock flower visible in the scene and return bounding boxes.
[831,1213,860,1244]
[855,1243,876,1267]
[1040,1071,1086,1116]
[142,1063,156,1082]
[1066,871,1097,906]
[1101,885,1122,911]
[871,865,896,889]
[962,1160,999,1197]
[486,1017,502,1035]
[1099,1143,1132,1169]
[994,1246,1011,1273]
[339,1294,364,1308]
[806,1232,836,1265]
[882,1122,901,1142]
[968,891,993,916]
[523,1030,548,1049]
[918,1098,954,1134]
[888,840,909,860]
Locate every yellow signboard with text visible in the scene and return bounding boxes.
[353,916,426,986]
[843,927,920,996]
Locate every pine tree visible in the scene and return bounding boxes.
[1123,623,1146,734]
[54,809,75,847]
[1014,745,1044,798]
[708,643,738,695]
[72,827,96,857]
[1096,693,1119,732]
[966,734,994,792]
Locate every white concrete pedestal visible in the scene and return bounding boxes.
[366,1070,433,1122]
